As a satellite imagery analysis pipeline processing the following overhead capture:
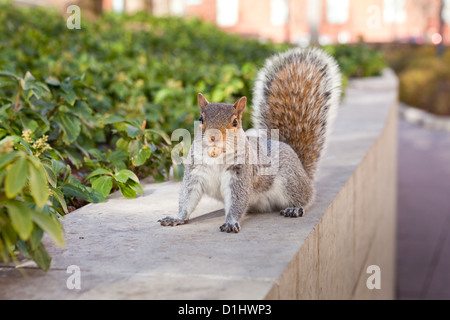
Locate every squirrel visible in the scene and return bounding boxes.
[158,47,341,233]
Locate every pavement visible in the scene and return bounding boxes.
[397,117,450,299]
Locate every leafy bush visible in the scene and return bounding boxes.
[324,42,387,88]
[381,44,450,116]
[0,70,154,269]
[0,3,386,269]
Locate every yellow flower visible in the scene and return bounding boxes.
[32,135,52,156]
[22,129,33,144]
[0,139,14,154]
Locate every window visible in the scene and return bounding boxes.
[383,0,406,24]
[216,0,239,27]
[170,0,186,16]
[270,0,289,26]
[113,0,125,13]
[444,0,450,24]
[186,0,203,5]
[326,0,349,24]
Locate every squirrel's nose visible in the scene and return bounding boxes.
[210,136,215,142]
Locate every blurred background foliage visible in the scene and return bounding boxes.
[380,44,450,116]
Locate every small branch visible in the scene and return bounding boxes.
[13,86,22,112]
[140,119,147,131]
[47,98,65,120]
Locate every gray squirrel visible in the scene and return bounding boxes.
[158,47,341,233]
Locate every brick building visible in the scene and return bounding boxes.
[14,0,450,45]
[182,0,450,45]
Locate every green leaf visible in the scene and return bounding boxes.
[74,100,93,119]
[147,129,172,145]
[23,71,35,84]
[107,149,128,171]
[87,148,104,161]
[62,163,72,184]
[0,70,20,81]
[28,162,49,207]
[60,90,76,106]
[29,243,52,271]
[103,115,125,125]
[85,168,112,181]
[5,157,28,198]
[117,182,137,199]
[16,239,31,259]
[107,149,128,162]
[0,77,16,88]
[116,137,129,151]
[0,170,6,184]
[45,76,60,86]
[0,128,8,139]
[64,148,83,168]
[5,200,33,241]
[132,145,151,166]
[54,112,81,144]
[45,76,61,87]
[126,125,143,138]
[91,175,113,197]
[154,88,171,103]
[31,211,65,248]
[115,169,139,183]
[29,82,49,99]
[127,179,144,194]
[1,221,18,248]
[61,79,74,92]
[61,179,106,203]
[152,170,166,183]
[0,152,19,169]
[128,139,141,157]
[114,171,128,183]
[50,186,68,214]
[60,183,88,199]
[43,163,57,188]
[29,227,44,251]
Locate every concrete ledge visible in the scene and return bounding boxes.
[0,70,398,300]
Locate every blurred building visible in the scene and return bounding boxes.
[181,0,450,45]
[14,0,450,45]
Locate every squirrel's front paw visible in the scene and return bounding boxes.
[158,216,187,227]
[219,222,241,233]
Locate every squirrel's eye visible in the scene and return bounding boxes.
[232,118,238,127]
[199,115,203,123]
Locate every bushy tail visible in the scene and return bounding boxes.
[251,47,341,179]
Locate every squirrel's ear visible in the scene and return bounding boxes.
[233,96,247,117]
[198,93,209,111]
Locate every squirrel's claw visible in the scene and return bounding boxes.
[158,216,187,226]
[219,222,241,233]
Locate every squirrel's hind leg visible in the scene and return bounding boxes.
[280,207,304,218]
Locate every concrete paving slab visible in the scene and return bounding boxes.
[397,118,450,300]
